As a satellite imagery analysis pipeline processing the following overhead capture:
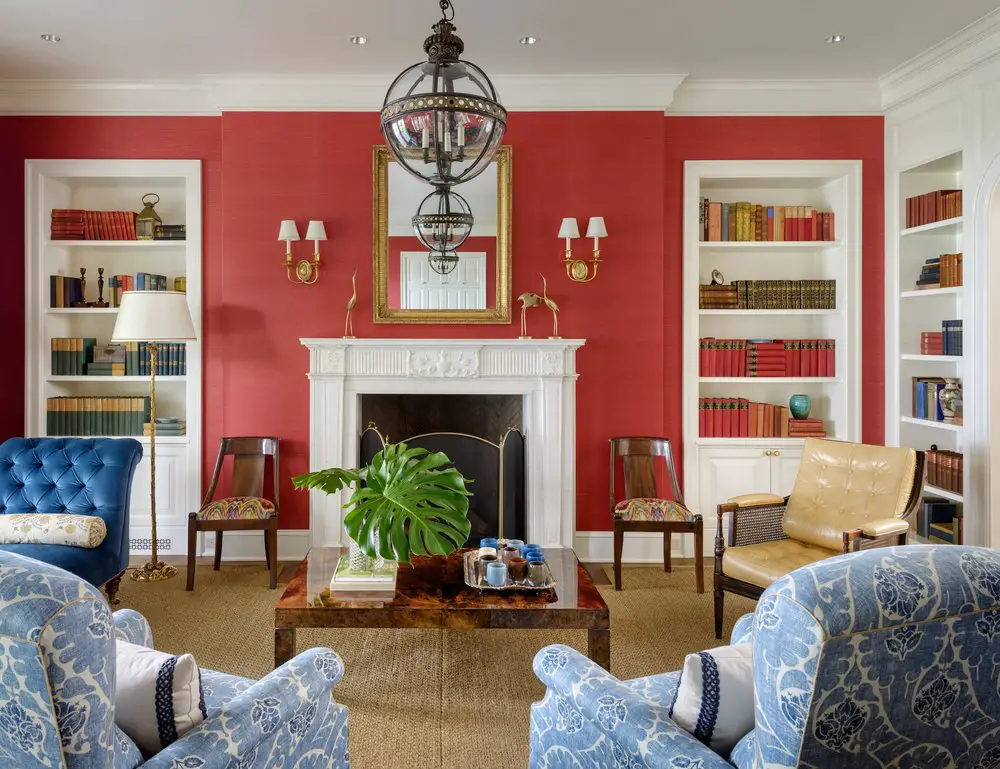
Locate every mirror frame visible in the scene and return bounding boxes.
[373,145,512,324]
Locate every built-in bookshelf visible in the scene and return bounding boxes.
[683,160,861,554]
[886,151,966,542]
[25,160,202,557]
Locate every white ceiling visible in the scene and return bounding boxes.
[1,0,998,82]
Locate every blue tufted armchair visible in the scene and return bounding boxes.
[530,545,1000,768]
[0,437,142,604]
[0,550,350,768]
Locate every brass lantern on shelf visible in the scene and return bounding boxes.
[136,193,162,240]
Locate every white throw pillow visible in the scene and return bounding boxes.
[669,643,754,756]
[115,640,206,755]
[0,513,106,547]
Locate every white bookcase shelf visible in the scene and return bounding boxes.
[25,159,202,557]
[886,150,967,543]
[683,160,862,557]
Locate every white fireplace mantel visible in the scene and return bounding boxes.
[301,337,585,549]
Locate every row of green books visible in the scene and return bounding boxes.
[47,396,150,437]
[50,339,188,376]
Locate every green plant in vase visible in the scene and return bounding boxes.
[292,442,472,565]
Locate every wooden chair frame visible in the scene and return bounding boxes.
[186,437,281,591]
[610,437,704,593]
[713,450,926,638]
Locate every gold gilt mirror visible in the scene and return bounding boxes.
[373,145,511,323]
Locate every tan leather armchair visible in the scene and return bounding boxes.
[713,438,925,639]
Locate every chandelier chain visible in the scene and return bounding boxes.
[439,0,455,21]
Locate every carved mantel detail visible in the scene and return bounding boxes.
[408,349,479,378]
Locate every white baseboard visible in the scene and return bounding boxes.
[574,531,707,563]
[198,530,311,562]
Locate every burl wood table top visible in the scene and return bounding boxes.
[274,547,609,630]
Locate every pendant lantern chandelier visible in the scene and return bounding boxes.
[427,249,460,276]
[412,186,474,253]
[380,0,507,188]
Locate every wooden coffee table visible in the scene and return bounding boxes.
[274,547,611,671]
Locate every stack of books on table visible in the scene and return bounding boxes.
[788,419,827,438]
[144,418,186,437]
[330,556,398,592]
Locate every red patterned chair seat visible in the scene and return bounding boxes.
[613,497,693,523]
[196,496,275,521]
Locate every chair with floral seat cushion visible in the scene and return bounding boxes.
[186,437,280,591]
[610,437,704,592]
[530,545,1000,768]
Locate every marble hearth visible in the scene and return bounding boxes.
[301,338,585,549]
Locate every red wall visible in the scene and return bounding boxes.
[387,235,496,307]
[0,112,883,533]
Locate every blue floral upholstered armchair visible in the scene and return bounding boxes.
[0,550,350,768]
[530,545,1000,768]
[0,437,143,605]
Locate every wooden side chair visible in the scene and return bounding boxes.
[610,437,704,593]
[186,437,280,591]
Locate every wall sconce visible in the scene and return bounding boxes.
[279,219,326,284]
[560,216,607,282]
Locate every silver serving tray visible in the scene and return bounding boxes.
[463,550,556,591]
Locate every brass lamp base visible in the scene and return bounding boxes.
[130,561,178,582]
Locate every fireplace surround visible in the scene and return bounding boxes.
[301,338,585,549]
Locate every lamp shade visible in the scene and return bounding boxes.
[558,218,580,239]
[111,291,196,343]
[305,220,327,241]
[278,220,300,242]
[586,216,608,238]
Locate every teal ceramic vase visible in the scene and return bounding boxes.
[789,394,812,420]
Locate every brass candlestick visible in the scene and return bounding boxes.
[130,343,177,582]
[93,267,109,308]
[73,268,90,308]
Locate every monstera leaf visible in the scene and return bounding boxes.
[292,442,472,563]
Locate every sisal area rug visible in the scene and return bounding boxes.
[116,563,756,768]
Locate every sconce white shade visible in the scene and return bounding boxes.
[278,220,301,242]
[111,291,196,343]
[558,217,580,239]
[586,217,608,239]
[305,220,327,241]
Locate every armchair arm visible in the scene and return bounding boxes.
[533,645,733,769]
[143,647,345,769]
[112,609,153,647]
[731,612,755,645]
[860,518,910,538]
[843,518,911,552]
[717,495,789,549]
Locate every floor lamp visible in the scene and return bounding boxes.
[112,290,196,582]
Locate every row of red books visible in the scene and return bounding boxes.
[51,209,138,241]
[699,398,827,438]
[921,332,943,355]
[926,449,963,494]
[905,189,962,229]
[699,339,836,377]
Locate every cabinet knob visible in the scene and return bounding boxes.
[764,450,772,456]
[773,450,781,457]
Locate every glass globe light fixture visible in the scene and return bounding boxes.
[381,0,506,187]
[428,249,460,276]
[412,186,474,253]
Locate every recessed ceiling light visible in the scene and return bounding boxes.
[825,34,846,44]
[519,36,538,45]
[40,34,61,43]
[349,35,367,45]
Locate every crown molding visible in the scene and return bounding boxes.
[880,7,1000,110]
[668,78,882,115]
[0,73,688,115]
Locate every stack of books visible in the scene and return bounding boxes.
[154,224,186,241]
[49,275,84,307]
[905,190,962,228]
[50,209,138,240]
[50,338,96,375]
[50,209,86,240]
[788,419,826,438]
[912,377,950,421]
[926,448,963,493]
[942,320,963,355]
[921,332,943,355]
[700,339,837,377]
[144,418,186,437]
[699,201,836,242]
[699,280,836,310]
[87,344,126,376]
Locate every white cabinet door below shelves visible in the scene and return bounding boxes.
[698,447,772,551]
[128,445,188,555]
[769,448,803,497]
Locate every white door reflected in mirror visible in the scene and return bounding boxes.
[400,252,487,310]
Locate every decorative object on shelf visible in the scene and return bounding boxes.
[72,268,90,308]
[135,193,162,240]
[412,186,474,259]
[711,269,725,285]
[292,441,471,565]
[380,0,506,188]
[112,290,196,583]
[93,267,109,308]
[517,291,541,338]
[540,274,560,338]
[788,393,812,420]
[938,378,963,423]
[344,268,357,339]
